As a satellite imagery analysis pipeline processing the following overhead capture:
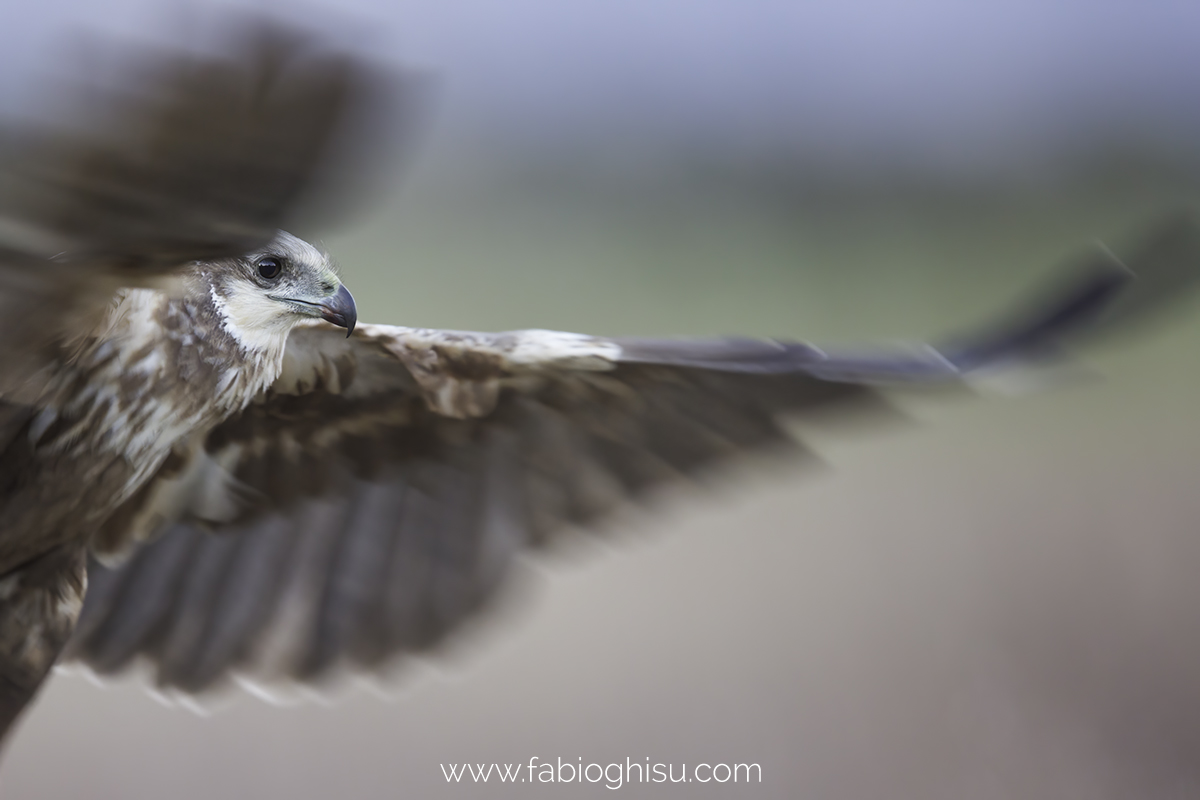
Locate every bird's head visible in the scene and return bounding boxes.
[200,231,357,354]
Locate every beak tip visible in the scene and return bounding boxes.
[319,284,358,337]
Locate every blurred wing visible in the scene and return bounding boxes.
[67,215,1200,693]
[0,18,398,399]
[70,323,877,692]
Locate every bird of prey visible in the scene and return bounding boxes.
[0,17,1196,753]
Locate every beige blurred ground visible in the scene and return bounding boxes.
[4,154,1200,798]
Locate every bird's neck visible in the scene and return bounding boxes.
[38,288,289,464]
[141,287,290,410]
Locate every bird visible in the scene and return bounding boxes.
[0,15,1196,754]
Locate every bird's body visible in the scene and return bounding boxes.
[0,231,356,733]
[3,286,265,573]
[0,13,1196,762]
[7,239,332,560]
[0,286,246,702]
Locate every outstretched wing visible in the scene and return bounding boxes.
[66,216,1200,693]
[70,324,877,692]
[0,17,397,401]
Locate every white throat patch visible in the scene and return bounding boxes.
[209,284,295,355]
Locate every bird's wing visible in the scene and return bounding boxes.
[66,216,1200,693]
[69,324,879,693]
[0,18,396,401]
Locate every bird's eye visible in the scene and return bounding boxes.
[256,257,284,280]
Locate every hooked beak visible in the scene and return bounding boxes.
[319,284,357,337]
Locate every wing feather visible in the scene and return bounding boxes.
[176,516,295,691]
[72,524,202,674]
[149,526,247,689]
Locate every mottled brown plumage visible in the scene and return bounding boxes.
[0,545,84,736]
[0,18,387,745]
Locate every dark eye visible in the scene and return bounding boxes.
[256,257,284,280]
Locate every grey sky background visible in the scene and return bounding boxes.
[1,1,1198,180]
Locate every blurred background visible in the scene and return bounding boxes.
[6,1,1200,797]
